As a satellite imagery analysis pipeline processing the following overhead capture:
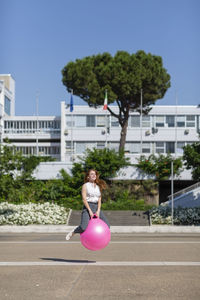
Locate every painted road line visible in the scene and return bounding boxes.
[0,241,200,244]
[0,261,200,266]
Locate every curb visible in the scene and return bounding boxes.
[0,225,200,233]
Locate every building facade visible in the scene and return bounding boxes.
[3,115,61,160]
[0,74,15,143]
[1,74,200,180]
[61,102,200,165]
[0,75,61,161]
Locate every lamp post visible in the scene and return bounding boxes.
[140,89,143,154]
[36,92,39,156]
[171,160,174,225]
[171,92,178,225]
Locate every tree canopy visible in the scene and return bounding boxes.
[183,141,200,181]
[0,141,55,201]
[136,154,183,181]
[62,50,171,150]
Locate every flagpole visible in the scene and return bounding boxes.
[106,108,108,148]
[71,113,73,160]
[103,90,108,148]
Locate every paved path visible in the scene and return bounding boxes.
[0,233,200,299]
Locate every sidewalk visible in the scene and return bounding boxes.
[0,225,200,233]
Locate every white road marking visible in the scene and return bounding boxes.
[0,241,200,244]
[0,261,200,266]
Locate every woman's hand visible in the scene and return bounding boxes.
[89,210,94,219]
[96,210,100,218]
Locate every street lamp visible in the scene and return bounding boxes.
[171,160,174,225]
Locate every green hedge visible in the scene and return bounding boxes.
[0,179,157,211]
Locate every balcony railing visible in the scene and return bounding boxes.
[3,129,60,135]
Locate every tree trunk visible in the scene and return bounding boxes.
[119,118,129,152]
[107,103,130,153]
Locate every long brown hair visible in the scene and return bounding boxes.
[84,169,107,191]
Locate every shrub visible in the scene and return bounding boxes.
[150,205,200,225]
[136,154,182,180]
[0,202,69,225]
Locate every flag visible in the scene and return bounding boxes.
[70,93,73,112]
[103,90,108,110]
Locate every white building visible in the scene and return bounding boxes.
[0,75,61,160]
[0,74,15,143]
[61,102,200,164]
[1,74,200,180]
[3,115,61,160]
[0,74,15,116]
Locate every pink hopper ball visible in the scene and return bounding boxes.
[80,215,111,251]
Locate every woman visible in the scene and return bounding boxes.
[66,169,110,240]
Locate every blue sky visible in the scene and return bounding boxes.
[1,0,200,116]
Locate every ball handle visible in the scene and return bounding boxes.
[92,214,98,219]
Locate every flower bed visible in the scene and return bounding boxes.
[0,202,69,225]
[150,205,200,225]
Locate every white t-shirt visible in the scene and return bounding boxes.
[85,182,101,203]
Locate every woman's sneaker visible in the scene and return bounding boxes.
[66,230,74,241]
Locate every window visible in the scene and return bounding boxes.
[131,116,140,127]
[186,115,195,127]
[166,116,175,127]
[66,141,72,153]
[97,142,105,149]
[131,143,141,153]
[142,116,150,127]
[0,103,3,116]
[55,120,60,129]
[177,142,185,154]
[156,142,165,153]
[155,116,165,127]
[166,142,175,153]
[86,115,95,127]
[142,143,151,153]
[109,142,119,151]
[198,116,200,132]
[96,116,106,127]
[177,116,185,127]
[76,142,95,154]
[4,96,11,115]
[66,116,75,127]
[125,143,131,153]
[76,142,85,154]
[39,121,44,129]
[125,142,140,153]
[111,116,119,127]
[75,115,86,127]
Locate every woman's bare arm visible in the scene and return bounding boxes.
[96,196,101,217]
[82,184,94,218]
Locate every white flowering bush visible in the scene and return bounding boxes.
[150,205,200,225]
[0,202,69,225]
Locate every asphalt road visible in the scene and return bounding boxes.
[0,233,200,300]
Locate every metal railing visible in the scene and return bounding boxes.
[168,182,200,201]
